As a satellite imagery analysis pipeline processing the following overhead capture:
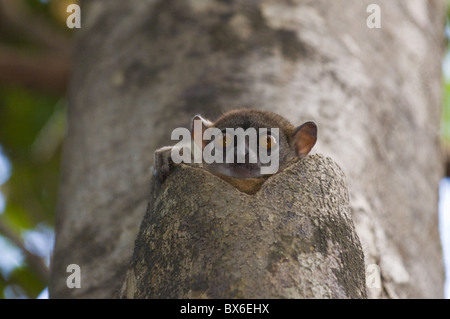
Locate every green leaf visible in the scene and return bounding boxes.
[8,265,45,298]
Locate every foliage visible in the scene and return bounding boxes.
[0,0,71,299]
[0,86,65,298]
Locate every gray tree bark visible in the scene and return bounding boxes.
[50,0,445,298]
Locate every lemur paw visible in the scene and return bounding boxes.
[153,146,174,183]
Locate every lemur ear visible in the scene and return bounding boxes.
[292,121,317,156]
[191,115,212,149]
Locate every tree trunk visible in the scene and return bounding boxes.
[50,0,445,299]
[120,156,366,299]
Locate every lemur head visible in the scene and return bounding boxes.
[190,109,317,178]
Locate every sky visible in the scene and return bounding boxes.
[440,178,450,298]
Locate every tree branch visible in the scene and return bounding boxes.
[0,45,69,93]
[0,0,71,53]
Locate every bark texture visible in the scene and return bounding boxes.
[50,0,445,298]
[120,155,366,299]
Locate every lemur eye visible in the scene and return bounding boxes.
[216,132,232,148]
[260,134,277,149]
